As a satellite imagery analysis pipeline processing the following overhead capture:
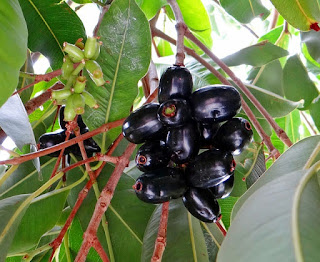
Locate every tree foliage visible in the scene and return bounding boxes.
[0,0,320,261]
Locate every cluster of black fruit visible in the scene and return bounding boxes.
[39,106,100,158]
[122,65,253,223]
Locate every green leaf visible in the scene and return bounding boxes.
[220,0,269,24]
[301,30,320,63]
[136,0,166,20]
[141,200,210,262]
[250,60,284,96]
[0,195,30,262]
[0,0,28,108]
[309,96,320,132]
[217,163,320,261]
[67,162,155,261]
[8,189,69,254]
[18,51,34,104]
[283,55,319,109]
[258,26,283,44]
[236,83,301,118]
[157,39,174,57]
[18,0,86,70]
[270,0,320,31]
[222,41,289,67]
[83,0,151,150]
[232,135,320,220]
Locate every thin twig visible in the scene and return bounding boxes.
[75,143,136,261]
[151,202,170,262]
[92,238,110,262]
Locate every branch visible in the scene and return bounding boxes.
[0,118,125,166]
[141,61,159,99]
[183,29,293,147]
[75,143,136,261]
[151,202,170,262]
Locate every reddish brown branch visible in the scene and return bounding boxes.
[183,29,292,147]
[151,202,170,262]
[0,118,125,166]
[92,238,110,262]
[142,61,159,99]
[75,143,136,261]
[216,219,227,237]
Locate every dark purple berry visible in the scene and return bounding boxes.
[133,167,187,204]
[59,105,86,131]
[158,65,193,103]
[182,187,221,223]
[135,141,170,172]
[210,175,234,199]
[166,122,199,164]
[198,122,220,148]
[68,129,101,157]
[186,149,235,188]
[39,129,67,157]
[157,99,191,127]
[122,103,165,144]
[190,85,241,123]
[213,117,253,155]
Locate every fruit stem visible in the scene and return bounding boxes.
[215,218,227,236]
[151,202,170,262]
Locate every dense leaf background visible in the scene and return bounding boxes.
[0,0,320,261]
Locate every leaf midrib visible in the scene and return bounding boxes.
[27,0,64,53]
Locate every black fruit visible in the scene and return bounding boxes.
[39,129,67,157]
[210,175,234,199]
[135,141,170,172]
[186,149,235,188]
[133,167,187,204]
[158,65,193,103]
[157,99,191,127]
[198,122,220,148]
[166,122,199,164]
[213,117,253,155]
[59,105,87,131]
[68,130,101,157]
[122,103,165,144]
[182,187,221,223]
[190,85,241,123]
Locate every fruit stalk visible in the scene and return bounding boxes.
[151,202,170,262]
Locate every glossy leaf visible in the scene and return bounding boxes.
[232,135,320,219]
[301,30,320,63]
[67,162,155,261]
[220,0,269,24]
[136,0,166,20]
[157,39,174,57]
[218,166,320,261]
[8,189,69,254]
[0,0,28,108]
[270,0,320,31]
[0,95,36,150]
[18,51,34,104]
[283,55,319,109]
[258,26,283,44]
[309,96,320,132]
[222,41,289,67]
[0,194,30,262]
[141,199,210,262]
[83,0,151,150]
[18,0,86,70]
[237,83,301,118]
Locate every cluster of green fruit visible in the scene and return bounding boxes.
[122,65,253,223]
[51,37,104,121]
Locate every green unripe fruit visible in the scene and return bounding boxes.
[82,90,99,108]
[91,41,102,60]
[51,89,72,100]
[84,37,98,59]
[85,60,105,86]
[63,42,84,63]
[53,99,67,106]
[69,93,85,115]
[71,61,85,76]
[61,56,74,80]
[73,76,87,93]
[64,98,77,121]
